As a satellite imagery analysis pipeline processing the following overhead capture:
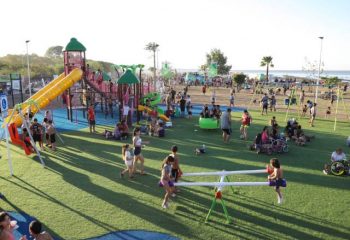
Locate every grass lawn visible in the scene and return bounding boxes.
[0,110,349,240]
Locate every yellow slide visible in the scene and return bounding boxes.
[138,105,170,122]
[6,68,83,127]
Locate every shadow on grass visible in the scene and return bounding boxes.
[41,157,194,239]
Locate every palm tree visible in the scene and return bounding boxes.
[145,42,160,88]
[260,56,274,81]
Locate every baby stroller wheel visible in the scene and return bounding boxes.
[331,162,345,176]
[267,148,273,155]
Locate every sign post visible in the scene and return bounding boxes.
[0,94,13,175]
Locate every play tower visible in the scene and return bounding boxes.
[63,38,87,121]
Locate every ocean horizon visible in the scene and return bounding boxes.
[176,69,350,80]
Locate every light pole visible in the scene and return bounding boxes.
[315,36,324,103]
[25,40,31,97]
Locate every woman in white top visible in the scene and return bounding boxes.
[132,128,149,175]
[121,144,134,178]
[331,148,346,162]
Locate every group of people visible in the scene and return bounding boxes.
[285,119,314,146]
[120,127,149,178]
[22,110,57,152]
[200,104,221,119]
[103,120,129,140]
[0,212,53,240]
[219,108,253,143]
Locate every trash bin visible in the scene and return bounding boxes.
[291,98,297,105]
[284,99,290,105]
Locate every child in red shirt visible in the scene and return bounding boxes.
[88,104,96,133]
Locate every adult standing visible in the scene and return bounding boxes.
[132,127,149,175]
[310,103,317,127]
[220,108,232,143]
[179,97,186,118]
[261,93,269,115]
[299,90,305,105]
[270,95,276,112]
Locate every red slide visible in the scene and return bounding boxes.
[8,123,33,155]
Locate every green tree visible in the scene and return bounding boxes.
[233,73,246,92]
[260,56,274,81]
[322,76,341,86]
[205,49,231,75]
[45,46,63,58]
[145,42,159,86]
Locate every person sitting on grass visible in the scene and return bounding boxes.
[160,155,175,209]
[104,123,121,140]
[261,126,271,145]
[323,148,347,175]
[118,120,129,140]
[251,133,263,153]
[292,125,306,146]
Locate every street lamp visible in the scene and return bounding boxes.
[25,40,31,97]
[315,36,324,103]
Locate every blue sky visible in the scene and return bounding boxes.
[0,0,349,70]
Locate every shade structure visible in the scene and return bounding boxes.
[117,69,140,84]
[64,38,86,51]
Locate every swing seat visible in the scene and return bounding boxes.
[8,123,33,155]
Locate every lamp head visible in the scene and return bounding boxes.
[25,40,30,43]
[318,36,324,40]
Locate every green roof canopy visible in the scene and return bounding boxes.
[64,38,86,51]
[117,69,140,84]
[102,72,111,81]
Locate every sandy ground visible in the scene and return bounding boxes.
[173,85,350,120]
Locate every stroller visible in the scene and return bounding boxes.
[270,138,289,153]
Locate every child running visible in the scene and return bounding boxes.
[160,155,175,209]
[268,158,284,204]
[121,144,134,179]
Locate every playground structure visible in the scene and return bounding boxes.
[333,85,350,131]
[199,117,218,129]
[174,167,286,224]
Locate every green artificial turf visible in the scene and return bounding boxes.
[0,110,349,240]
